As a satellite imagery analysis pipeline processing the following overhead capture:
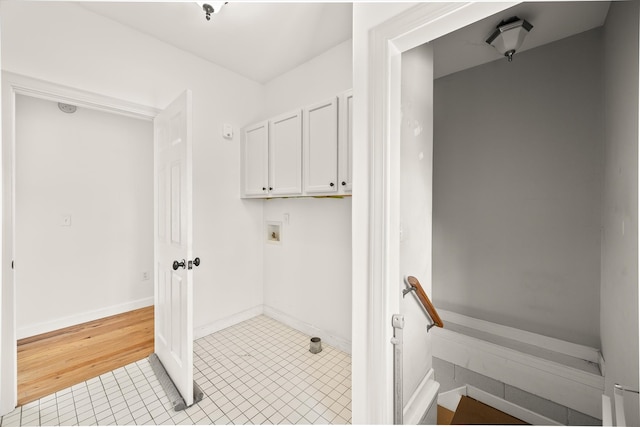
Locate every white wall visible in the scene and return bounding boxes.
[262,40,353,352]
[432,28,604,348]
[601,2,640,425]
[15,95,153,338]
[263,198,352,351]
[400,43,434,406]
[264,40,352,117]
[1,0,265,341]
[351,3,416,424]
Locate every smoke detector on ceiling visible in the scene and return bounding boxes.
[58,103,77,114]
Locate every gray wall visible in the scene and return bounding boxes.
[433,28,604,347]
[601,1,639,424]
[433,357,601,426]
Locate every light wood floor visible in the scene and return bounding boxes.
[438,405,455,425]
[439,397,528,425]
[17,306,154,406]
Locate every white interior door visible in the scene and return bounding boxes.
[154,90,194,407]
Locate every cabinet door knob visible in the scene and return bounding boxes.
[341,181,346,186]
[330,182,335,187]
[262,187,266,191]
[269,187,273,191]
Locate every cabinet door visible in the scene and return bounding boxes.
[338,90,353,193]
[241,121,269,198]
[304,97,338,194]
[269,110,302,196]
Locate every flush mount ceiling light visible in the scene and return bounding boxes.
[196,1,226,21]
[486,16,533,62]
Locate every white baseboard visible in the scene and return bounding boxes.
[438,309,601,363]
[438,385,563,426]
[17,297,154,339]
[438,386,466,412]
[263,305,352,354]
[193,305,264,340]
[403,368,439,424]
[433,323,604,419]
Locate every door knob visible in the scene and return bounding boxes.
[188,257,201,270]
[172,259,186,270]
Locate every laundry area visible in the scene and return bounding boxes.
[1,1,353,425]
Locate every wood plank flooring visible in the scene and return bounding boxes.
[17,306,154,406]
[438,405,455,425]
[450,396,528,425]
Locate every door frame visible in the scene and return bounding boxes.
[0,71,158,414]
[352,3,519,424]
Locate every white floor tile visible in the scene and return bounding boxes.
[5,315,351,426]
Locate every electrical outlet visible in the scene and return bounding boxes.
[142,271,150,281]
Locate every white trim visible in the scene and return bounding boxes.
[434,326,604,388]
[439,309,601,364]
[433,326,604,419]
[438,385,563,426]
[263,305,352,354]
[602,394,613,426]
[402,368,439,425]
[357,2,519,423]
[468,386,563,426]
[193,305,353,355]
[2,72,159,121]
[16,298,154,340]
[438,386,466,412]
[1,72,161,415]
[193,305,263,340]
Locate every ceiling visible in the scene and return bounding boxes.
[432,1,611,78]
[77,2,353,84]
[77,2,611,84]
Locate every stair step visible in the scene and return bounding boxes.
[447,396,528,425]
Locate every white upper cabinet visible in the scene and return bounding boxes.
[268,110,303,196]
[241,121,268,198]
[240,91,352,199]
[303,97,338,194]
[338,90,353,193]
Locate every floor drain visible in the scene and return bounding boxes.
[310,337,322,354]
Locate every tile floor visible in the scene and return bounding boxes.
[1,315,352,426]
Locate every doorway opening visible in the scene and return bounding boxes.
[14,93,155,405]
[378,1,636,425]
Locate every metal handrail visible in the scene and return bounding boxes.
[615,383,639,394]
[404,276,444,331]
[392,277,442,424]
